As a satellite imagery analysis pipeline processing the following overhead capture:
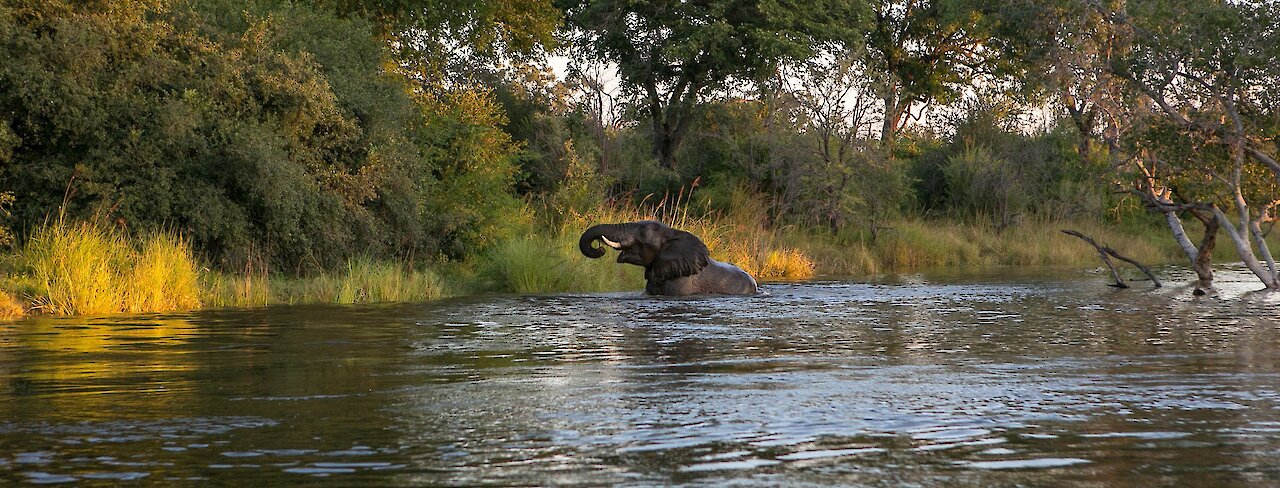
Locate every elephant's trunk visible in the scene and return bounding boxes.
[579,223,635,258]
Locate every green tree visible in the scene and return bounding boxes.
[0,0,526,270]
[317,0,560,88]
[1090,0,1280,288]
[861,0,1051,143]
[558,0,863,170]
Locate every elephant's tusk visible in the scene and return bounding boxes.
[600,235,622,249]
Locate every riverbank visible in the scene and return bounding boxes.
[0,207,1186,319]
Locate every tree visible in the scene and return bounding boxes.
[558,0,862,170]
[1093,0,1280,289]
[780,53,905,236]
[1040,0,1219,288]
[860,0,1052,143]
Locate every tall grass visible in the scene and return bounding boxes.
[19,220,201,315]
[479,234,641,293]
[203,257,450,307]
[542,183,1182,284]
[200,262,272,309]
[282,257,448,305]
[126,233,202,313]
[796,217,1182,276]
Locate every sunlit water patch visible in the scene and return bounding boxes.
[2,265,1279,485]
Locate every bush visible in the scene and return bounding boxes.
[0,2,526,271]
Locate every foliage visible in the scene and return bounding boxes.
[0,0,526,271]
[1091,0,1280,287]
[559,0,864,169]
[859,0,1054,141]
[415,88,525,259]
[911,108,1108,228]
[0,191,12,246]
[321,0,560,81]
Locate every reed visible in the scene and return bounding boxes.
[875,220,983,269]
[200,262,271,309]
[313,257,447,304]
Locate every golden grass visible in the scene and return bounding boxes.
[760,248,816,279]
[125,233,202,313]
[0,290,24,320]
[18,220,201,316]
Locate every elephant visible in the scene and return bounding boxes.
[579,220,759,296]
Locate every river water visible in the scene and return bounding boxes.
[1,265,1278,486]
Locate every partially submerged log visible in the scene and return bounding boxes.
[1061,230,1162,288]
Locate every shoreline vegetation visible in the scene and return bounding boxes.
[0,202,1188,320]
[3,2,1275,320]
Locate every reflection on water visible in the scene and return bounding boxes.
[2,265,1279,485]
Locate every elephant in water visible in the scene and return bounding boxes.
[579,220,759,296]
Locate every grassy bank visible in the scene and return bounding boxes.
[790,218,1184,276]
[0,207,1192,319]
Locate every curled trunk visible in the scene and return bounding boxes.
[579,223,637,258]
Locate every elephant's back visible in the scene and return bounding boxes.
[701,260,758,295]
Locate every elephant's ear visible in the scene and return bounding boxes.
[650,230,710,283]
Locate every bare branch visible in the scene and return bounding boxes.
[1061,230,1162,288]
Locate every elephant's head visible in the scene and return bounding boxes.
[579,220,710,283]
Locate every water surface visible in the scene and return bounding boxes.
[2,266,1279,485]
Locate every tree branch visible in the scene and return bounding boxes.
[1062,230,1162,288]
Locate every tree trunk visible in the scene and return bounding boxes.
[1188,210,1218,289]
[1213,206,1280,289]
[653,129,677,170]
[1164,210,1216,288]
[881,90,906,144]
[650,101,691,171]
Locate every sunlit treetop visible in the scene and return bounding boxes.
[318,0,561,57]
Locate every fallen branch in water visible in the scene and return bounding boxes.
[1061,230,1162,288]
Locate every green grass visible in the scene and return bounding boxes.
[478,233,642,293]
[202,257,451,308]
